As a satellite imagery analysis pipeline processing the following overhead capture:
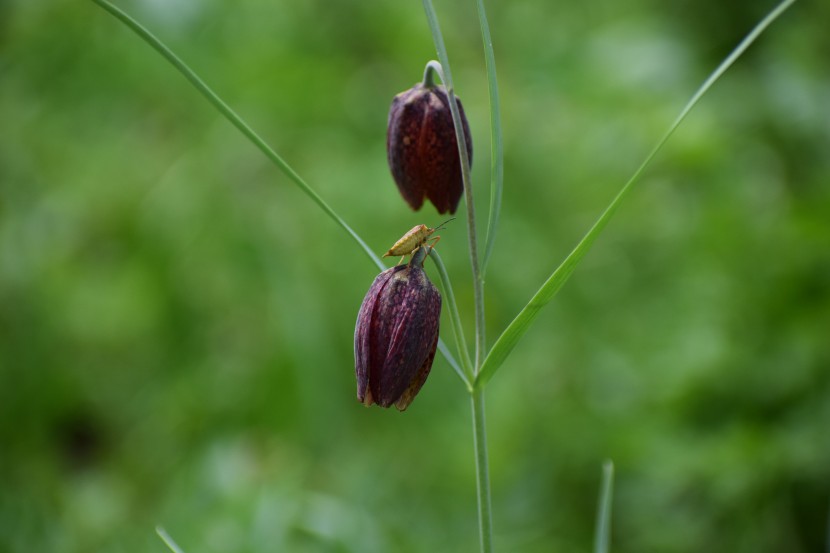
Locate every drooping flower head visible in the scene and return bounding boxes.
[387,81,472,215]
[354,250,441,411]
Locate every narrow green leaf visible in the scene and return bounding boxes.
[156,527,187,553]
[475,0,504,275]
[90,0,383,271]
[475,0,797,389]
[594,461,615,553]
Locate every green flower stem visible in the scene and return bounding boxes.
[471,387,494,553]
[423,60,442,89]
[594,461,615,553]
[470,4,500,549]
[421,4,493,552]
[156,527,186,553]
[429,248,475,386]
[421,1,486,371]
[474,0,798,390]
[474,0,503,275]
[90,0,382,270]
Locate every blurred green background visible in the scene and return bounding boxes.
[1,0,829,551]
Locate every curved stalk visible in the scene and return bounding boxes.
[423,59,442,88]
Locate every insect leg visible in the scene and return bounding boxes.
[426,235,441,251]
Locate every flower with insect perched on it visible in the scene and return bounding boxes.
[387,79,472,215]
[354,248,441,411]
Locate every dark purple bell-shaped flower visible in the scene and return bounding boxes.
[354,250,441,411]
[387,80,472,215]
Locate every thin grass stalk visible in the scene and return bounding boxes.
[90,0,382,270]
[156,527,186,553]
[593,461,615,553]
[420,0,486,370]
[474,0,504,275]
[471,387,494,553]
[420,3,494,551]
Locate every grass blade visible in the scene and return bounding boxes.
[474,0,504,275]
[474,0,796,389]
[156,526,187,553]
[90,0,383,270]
[421,0,487,369]
[594,461,615,553]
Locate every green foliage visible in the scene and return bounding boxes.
[1,0,828,552]
[477,0,796,390]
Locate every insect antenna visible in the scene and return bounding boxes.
[433,217,456,232]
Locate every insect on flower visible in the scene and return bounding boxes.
[383,217,455,263]
[354,247,441,411]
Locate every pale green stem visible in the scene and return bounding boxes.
[156,527,186,553]
[594,461,615,553]
[423,60,441,88]
[429,248,475,386]
[420,4,493,552]
[420,4,486,370]
[470,4,501,549]
[471,388,494,553]
[474,0,503,275]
